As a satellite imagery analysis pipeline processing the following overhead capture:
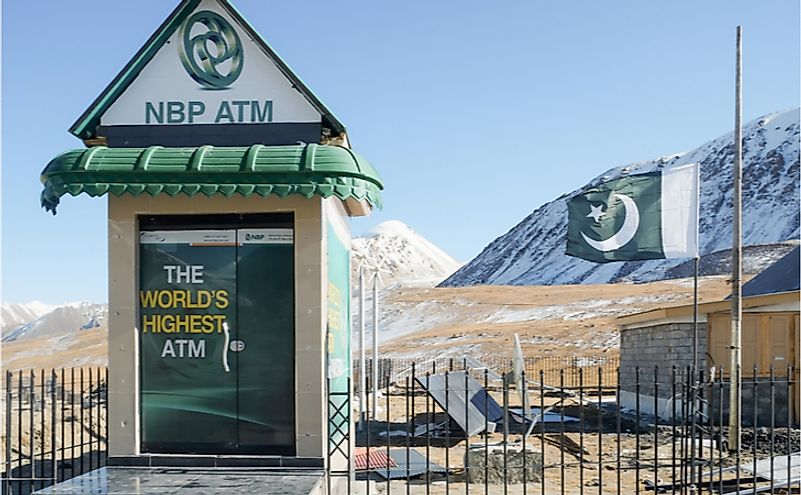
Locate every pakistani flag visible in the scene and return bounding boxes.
[566,163,699,263]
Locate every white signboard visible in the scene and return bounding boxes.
[140,229,293,245]
[102,0,321,127]
[237,228,294,245]
[139,230,236,245]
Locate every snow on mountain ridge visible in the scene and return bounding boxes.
[1,301,57,333]
[442,107,800,287]
[365,220,415,238]
[1,302,108,342]
[352,221,462,289]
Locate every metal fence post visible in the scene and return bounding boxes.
[50,369,57,488]
[29,370,35,493]
[4,371,12,495]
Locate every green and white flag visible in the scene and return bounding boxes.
[566,163,699,263]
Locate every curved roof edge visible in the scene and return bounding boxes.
[41,144,382,214]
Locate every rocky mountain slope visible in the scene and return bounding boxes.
[1,301,56,334]
[443,108,800,286]
[1,302,107,342]
[352,220,462,289]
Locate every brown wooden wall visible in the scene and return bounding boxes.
[707,312,797,376]
[708,311,799,422]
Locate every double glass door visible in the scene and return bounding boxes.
[138,215,294,455]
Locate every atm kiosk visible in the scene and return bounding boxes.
[39,1,381,492]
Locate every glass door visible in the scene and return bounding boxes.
[139,230,238,453]
[235,228,295,455]
[139,218,295,455]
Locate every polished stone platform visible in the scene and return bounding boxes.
[35,467,325,495]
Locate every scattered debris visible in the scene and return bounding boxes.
[510,407,580,424]
[465,443,543,484]
[541,433,591,460]
[378,421,452,438]
[373,448,448,480]
[464,356,503,381]
[354,448,396,471]
[741,452,800,481]
[415,371,503,436]
[693,452,801,495]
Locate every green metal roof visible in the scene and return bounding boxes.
[70,0,346,140]
[41,144,382,213]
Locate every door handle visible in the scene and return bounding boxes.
[222,321,231,373]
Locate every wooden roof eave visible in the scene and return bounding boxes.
[618,290,800,328]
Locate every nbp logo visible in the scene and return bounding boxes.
[179,10,243,89]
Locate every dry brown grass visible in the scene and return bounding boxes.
[1,277,735,371]
[381,277,733,358]
[1,329,107,371]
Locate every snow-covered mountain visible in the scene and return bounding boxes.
[1,302,107,342]
[352,221,462,289]
[443,108,800,286]
[1,301,56,334]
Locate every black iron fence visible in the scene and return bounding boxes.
[1,363,798,494]
[354,361,800,494]
[1,368,107,495]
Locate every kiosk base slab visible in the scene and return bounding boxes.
[34,467,325,495]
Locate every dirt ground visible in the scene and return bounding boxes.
[1,370,107,468]
[353,383,800,494]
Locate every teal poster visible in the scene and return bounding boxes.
[326,220,350,446]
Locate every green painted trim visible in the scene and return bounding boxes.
[40,144,382,213]
[69,1,201,139]
[42,177,381,212]
[70,0,346,140]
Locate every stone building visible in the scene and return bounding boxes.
[617,247,799,425]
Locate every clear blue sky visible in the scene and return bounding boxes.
[2,1,799,304]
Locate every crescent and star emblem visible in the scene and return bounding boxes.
[580,193,640,252]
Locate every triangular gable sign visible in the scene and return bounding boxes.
[70,0,345,146]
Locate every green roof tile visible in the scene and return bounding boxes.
[41,144,382,213]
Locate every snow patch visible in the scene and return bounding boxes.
[352,220,463,289]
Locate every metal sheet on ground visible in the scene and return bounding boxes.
[463,357,503,381]
[739,452,801,482]
[510,407,580,423]
[415,371,503,436]
[374,449,447,480]
[354,449,396,470]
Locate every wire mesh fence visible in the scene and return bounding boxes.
[354,355,621,390]
[1,368,107,495]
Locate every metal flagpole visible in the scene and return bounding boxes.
[693,163,701,370]
[693,257,699,370]
[728,25,743,451]
[358,266,366,430]
[371,273,379,420]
